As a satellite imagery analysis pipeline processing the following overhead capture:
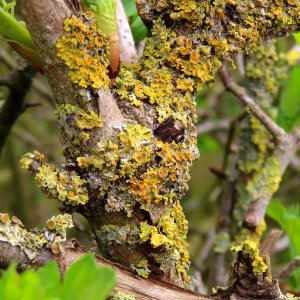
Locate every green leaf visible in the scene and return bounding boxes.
[36,261,61,298]
[0,6,35,49]
[288,268,300,291]
[121,0,137,16]
[61,254,116,300]
[0,264,20,300]
[197,135,220,153]
[277,66,300,131]
[267,199,300,255]
[19,270,43,300]
[266,199,286,227]
[130,16,147,43]
[294,32,300,45]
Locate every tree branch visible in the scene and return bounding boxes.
[219,66,286,141]
[0,239,208,300]
[116,0,138,64]
[197,119,229,135]
[0,64,35,157]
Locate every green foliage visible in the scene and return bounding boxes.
[293,32,300,45]
[121,0,147,42]
[0,0,35,49]
[277,66,300,131]
[80,0,117,35]
[267,199,300,290]
[197,134,220,153]
[0,254,116,300]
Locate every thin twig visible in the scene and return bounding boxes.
[219,66,286,141]
[193,229,215,271]
[0,74,13,87]
[197,119,229,135]
[260,229,283,256]
[277,258,300,279]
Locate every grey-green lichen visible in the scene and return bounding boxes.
[57,104,103,130]
[0,213,73,259]
[20,151,89,206]
[130,259,151,278]
[234,44,288,223]
[111,291,136,300]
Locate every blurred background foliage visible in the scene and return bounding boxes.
[1,0,300,296]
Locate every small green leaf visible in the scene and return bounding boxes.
[267,199,300,255]
[0,6,35,49]
[197,135,220,153]
[130,16,147,43]
[0,264,20,300]
[294,32,300,45]
[121,0,137,16]
[20,270,43,300]
[61,254,116,300]
[36,261,61,298]
[266,199,286,227]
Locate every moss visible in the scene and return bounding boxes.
[234,43,288,223]
[231,240,268,273]
[56,15,110,89]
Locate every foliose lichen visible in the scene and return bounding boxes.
[231,240,268,273]
[0,213,73,259]
[20,151,89,206]
[56,15,110,89]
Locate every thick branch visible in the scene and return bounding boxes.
[0,239,207,300]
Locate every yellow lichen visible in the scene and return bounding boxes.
[57,104,103,130]
[131,259,151,278]
[231,240,268,273]
[56,15,110,89]
[139,204,189,279]
[0,213,73,258]
[20,151,45,170]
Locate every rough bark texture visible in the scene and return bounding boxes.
[16,0,300,290]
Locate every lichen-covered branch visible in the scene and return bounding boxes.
[219,65,286,140]
[15,0,300,289]
[0,213,207,300]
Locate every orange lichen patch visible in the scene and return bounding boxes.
[127,140,197,204]
[56,15,110,89]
